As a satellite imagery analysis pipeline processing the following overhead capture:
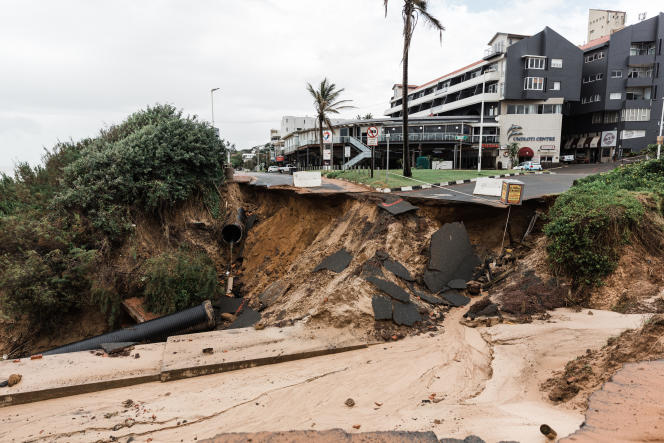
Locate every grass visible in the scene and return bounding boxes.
[323,168,507,188]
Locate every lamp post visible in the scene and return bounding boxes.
[210,88,220,128]
[477,74,486,171]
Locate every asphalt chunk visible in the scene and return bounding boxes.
[213,296,244,314]
[100,342,136,354]
[392,301,422,326]
[440,290,470,307]
[423,269,449,294]
[428,222,481,283]
[448,279,467,290]
[258,280,290,309]
[228,308,261,329]
[314,249,352,273]
[366,276,410,303]
[372,295,393,321]
[378,198,418,215]
[383,258,414,282]
[413,289,448,305]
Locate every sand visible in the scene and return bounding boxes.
[0,308,644,443]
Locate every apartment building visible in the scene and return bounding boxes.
[564,13,664,161]
[385,27,583,167]
[588,9,626,42]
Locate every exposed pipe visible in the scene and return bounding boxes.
[42,301,215,356]
[221,207,246,244]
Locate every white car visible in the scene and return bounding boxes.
[513,161,543,171]
[267,166,280,173]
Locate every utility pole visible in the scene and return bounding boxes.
[210,88,220,128]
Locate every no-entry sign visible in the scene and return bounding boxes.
[367,126,378,146]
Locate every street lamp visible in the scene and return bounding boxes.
[210,88,220,129]
[385,133,391,184]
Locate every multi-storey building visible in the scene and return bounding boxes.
[588,9,626,42]
[564,13,664,161]
[384,27,583,167]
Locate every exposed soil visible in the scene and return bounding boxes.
[542,314,664,409]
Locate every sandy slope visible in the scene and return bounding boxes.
[0,309,644,443]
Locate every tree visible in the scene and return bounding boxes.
[355,113,374,120]
[507,142,519,167]
[306,78,354,163]
[384,0,444,177]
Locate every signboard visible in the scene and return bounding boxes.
[323,130,333,144]
[293,171,322,188]
[367,126,378,146]
[455,135,468,141]
[276,155,285,162]
[323,149,331,160]
[601,130,617,147]
[540,145,555,151]
[344,145,351,157]
[500,180,525,206]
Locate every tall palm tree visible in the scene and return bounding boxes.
[384,0,444,177]
[306,78,353,164]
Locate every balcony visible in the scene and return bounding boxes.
[624,99,651,108]
[626,76,653,87]
[484,43,506,60]
[628,54,655,66]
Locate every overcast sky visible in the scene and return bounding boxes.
[1,0,661,173]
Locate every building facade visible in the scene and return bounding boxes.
[564,13,664,160]
[384,27,583,167]
[588,9,626,42]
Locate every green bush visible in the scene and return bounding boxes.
[55,104,226,239]
[142,250,219,314]
[544,159,664,287]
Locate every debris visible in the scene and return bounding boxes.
[365,276,410,303]
[392,301,422,326]
[122,399,134,408]
[352,424,361,429]
[122,297,160,323]
[377,198,418,215]
[228,308,261,329]
[100,342,136,355]
[314,249,352,273]
[345,398,355,407]
[374,402,383,407]
[202,348,214,355]
[214,296,244,314]
[372,295,393,321]
[245,213,257,230]
[423,270,449,294]
[440,290,470,307]
[30,354,43,360]
[258,280,290,309]
[466,281,482,295]
[0,380,7,388]
[220,313,237,322]
[383,259,414,282]
[134,353,140,359]
[428,223,481,285]
[540,424,557,440]
[447,279,467,290]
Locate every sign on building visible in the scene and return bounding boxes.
[344,145,351,157]
[601,130,617,147]
[323,130,333,144]
[323,149,331,160]
[367,126,378,146]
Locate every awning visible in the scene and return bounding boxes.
[564,139,574,149]
[518,147,534,157]
[583,137,594,148]
[570,138,580,149]
[590,136,601,148]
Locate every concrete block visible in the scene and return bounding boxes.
[293,171,322,187]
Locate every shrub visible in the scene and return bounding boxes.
[142,250,219,314]
[55,104,226,239]
[544,159,664,287]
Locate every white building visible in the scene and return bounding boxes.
[587,9,626,42]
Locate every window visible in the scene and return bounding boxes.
[594,94,601,102]
[592,112,603,124]
[609,92,622,100]
[611,70,623,78]
[550,58,563,68]
[584,52,605,63]
[596,73,604,80]
[527,57,546,69]
[524,77,544,90]
[551,81,561,91]
[506,104,561,114]
[604,111,619,123]
[621,108,651,121]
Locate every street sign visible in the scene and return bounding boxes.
[323,130,333,144]
[455,135,468,141]
[500,180,525,205]
[367,126,378,147]
[344,145,351,157]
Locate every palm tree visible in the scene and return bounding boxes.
[306,78,353,164]
[384,0,444,177]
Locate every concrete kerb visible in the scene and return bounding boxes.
[376,171,552,193]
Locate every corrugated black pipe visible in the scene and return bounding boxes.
[221,207,246,244]
[42,300,215,356]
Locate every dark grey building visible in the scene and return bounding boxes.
[564,12,664,161]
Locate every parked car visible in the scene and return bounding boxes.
[561,155,575,163]
[267,165,280,173]
[513,161,543,171]
[278,164,295,173]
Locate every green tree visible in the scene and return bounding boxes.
[355,113,374,120]
[306,78,354,163]
[384,0,444,177]
[507,142,519,167]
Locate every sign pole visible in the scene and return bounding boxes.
[385,134,390,185]
[657,99,664,160]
